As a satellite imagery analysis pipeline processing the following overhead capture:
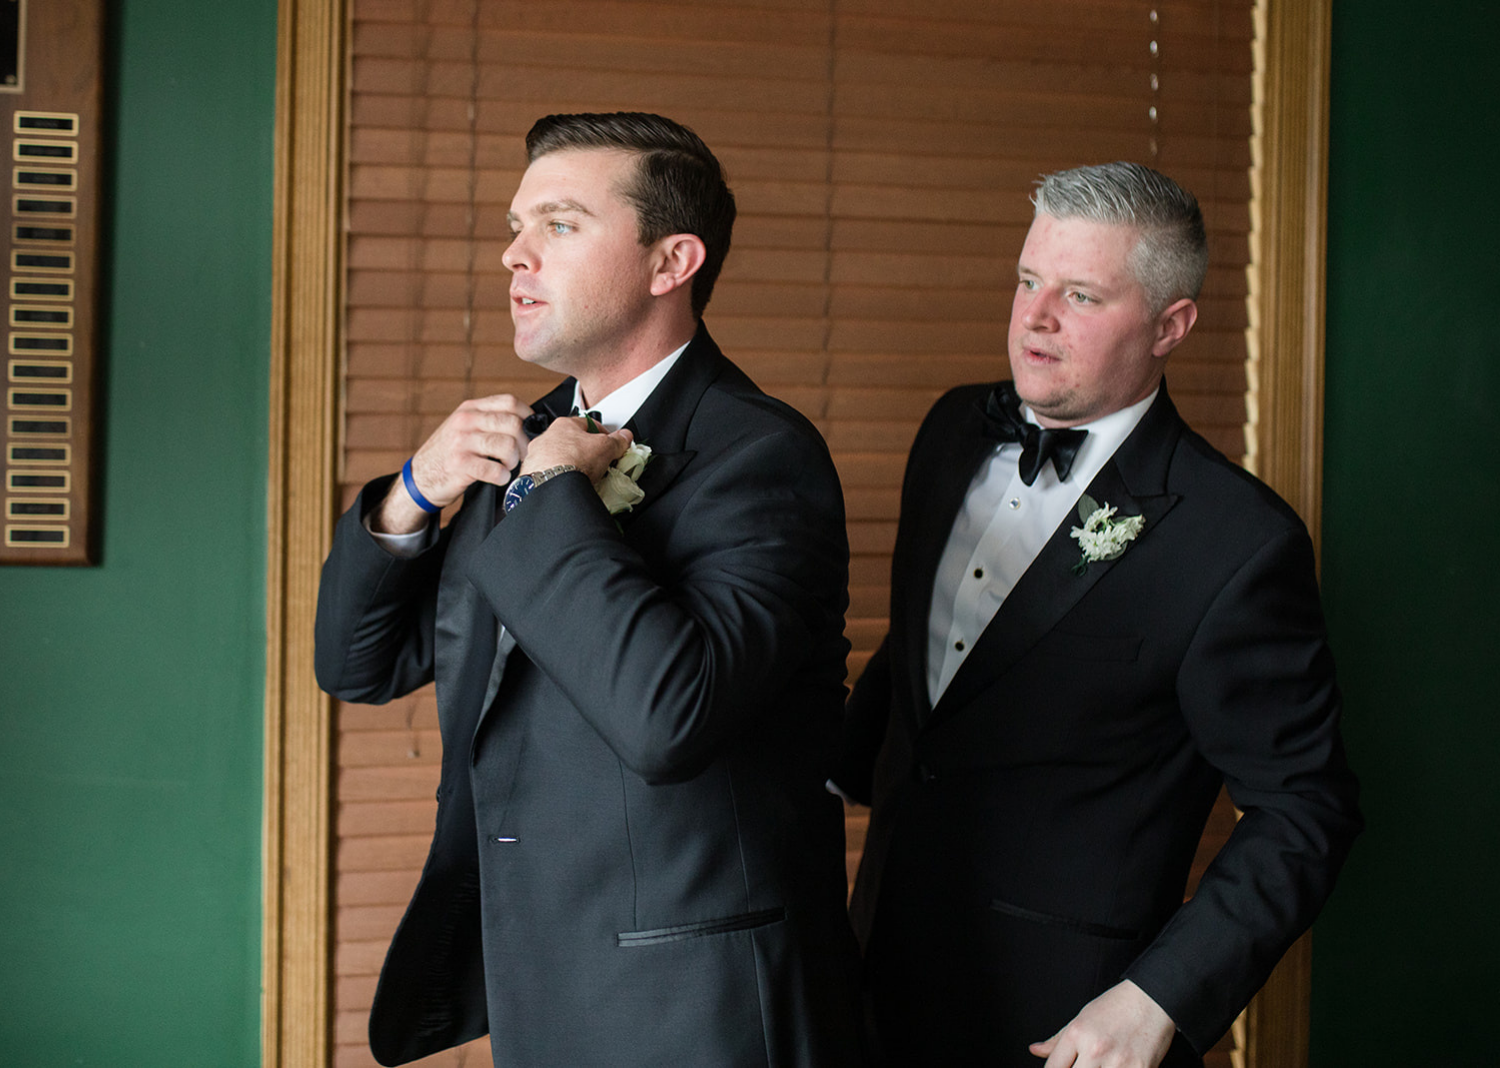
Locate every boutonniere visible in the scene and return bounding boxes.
[595,439,652,515]
[582,412,651,515]
[1069,494,1144,576]
[585,405,651,516]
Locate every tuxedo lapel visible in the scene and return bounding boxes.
[456,337,721,726]
[923,385,1186,732]
[434,481,502,726]
[437,377,573,735]
[614,323,725,524]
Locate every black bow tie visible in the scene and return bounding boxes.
[521,403,558,439]
[979,385,1087,486]
[521,403,603,439]
[570,405,603,423]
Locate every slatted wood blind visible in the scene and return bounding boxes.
[334,3,1253,1065]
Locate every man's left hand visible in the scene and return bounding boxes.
[519,417,632,483]
[1029,979,1176,1068]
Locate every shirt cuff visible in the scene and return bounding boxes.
[363,512,436,558]
[825,778,860,805]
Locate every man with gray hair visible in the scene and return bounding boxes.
[833,162,1361,1067]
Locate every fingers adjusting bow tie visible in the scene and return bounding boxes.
[979,385,1087,486]
[521,404,603,438]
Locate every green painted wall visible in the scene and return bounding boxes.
[0,2,277,1064]
[0,1,1490,1064]
[1313,1,1500,1062]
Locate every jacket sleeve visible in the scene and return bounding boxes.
[830,634,894,806]
[313,474,450,704]
[1123,526,1363,1053]
[467,425,850,785]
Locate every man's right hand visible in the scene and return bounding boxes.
[373,394,534,534]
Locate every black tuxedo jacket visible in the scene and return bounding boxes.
[836,382,1361,1066]
[316,327,863,1066]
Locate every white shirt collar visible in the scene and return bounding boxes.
[570,341,690,431]
[1019,385,1159,489]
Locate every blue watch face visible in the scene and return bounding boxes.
[502,474,535,514]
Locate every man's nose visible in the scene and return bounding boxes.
[1020,287,1059,331]
[502,232,531,273]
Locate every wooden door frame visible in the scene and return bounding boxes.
[258,1,1332,1063]
[262,0,343,1063]
[1240,2,1334,1065]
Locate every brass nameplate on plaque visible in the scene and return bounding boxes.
[11,305,71,327]
[9,358,72,381]
[11,277,70,299]
[8,496,70,519]
[8,416,68,437]
[14,194,75,216]
[7,468,70,492]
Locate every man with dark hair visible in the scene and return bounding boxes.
[524,112,737,318]
[316,112,863,1066]
[834,162,1361,1067]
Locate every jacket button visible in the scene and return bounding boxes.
[914,763,936,783]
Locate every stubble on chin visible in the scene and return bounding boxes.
[511,327,560,371]
[1010,361,1058,413]
[1012,374,1082,427]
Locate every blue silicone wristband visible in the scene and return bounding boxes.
[401,458,441,515]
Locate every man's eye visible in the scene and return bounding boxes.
[1069,291,1095,304]
[1019,278,1037,291]
[549,221,572,235]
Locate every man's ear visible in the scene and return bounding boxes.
[649,234,707,298]
[1151,297,1198,357]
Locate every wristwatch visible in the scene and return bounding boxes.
[502,464,578,514]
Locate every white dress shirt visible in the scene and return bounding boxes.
[568,341,686,432]
[369,341,689,556]
[925,388,1158,706]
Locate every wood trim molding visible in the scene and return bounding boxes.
[1243,1,1332,1066]
[1249,0,1331,551]
[263,0,345,1064]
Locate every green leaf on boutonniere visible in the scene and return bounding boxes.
[1077,494,1099,523]
[584,412,601,434]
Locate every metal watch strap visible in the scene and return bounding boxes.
[502,464,578,514]
[528,464,578,487]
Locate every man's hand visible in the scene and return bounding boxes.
[1029,980,1176,1068]
[374,394,533,534]
[520,417,633,484]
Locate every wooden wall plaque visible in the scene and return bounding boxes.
[1,0,102,565]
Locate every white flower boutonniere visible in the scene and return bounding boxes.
[1069,494,1144,576]
[595,441,652,515]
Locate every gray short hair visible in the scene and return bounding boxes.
[1031,162,1208,312]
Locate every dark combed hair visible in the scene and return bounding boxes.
[526,112,736,318]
